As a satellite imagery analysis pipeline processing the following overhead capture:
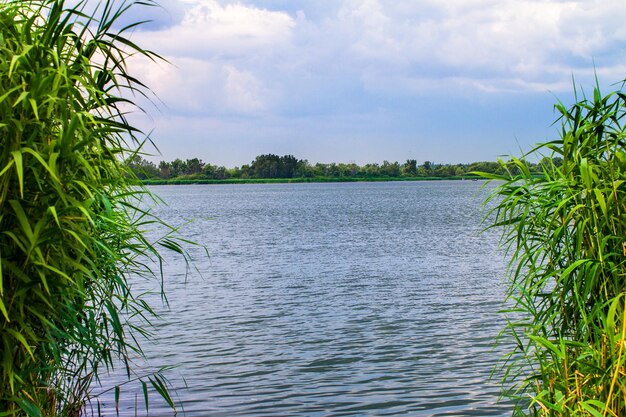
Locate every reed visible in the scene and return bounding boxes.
[480,80,626,416]
[0,0,190,415]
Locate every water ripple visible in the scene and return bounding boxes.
[98,181,512,416]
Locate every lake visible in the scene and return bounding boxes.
[97,180,512,416]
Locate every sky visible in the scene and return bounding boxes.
[118,0,626,167]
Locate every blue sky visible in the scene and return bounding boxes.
[124,0,626,167]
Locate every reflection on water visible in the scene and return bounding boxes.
[98,181,511,416]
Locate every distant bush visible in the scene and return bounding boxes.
[140,155,543,182]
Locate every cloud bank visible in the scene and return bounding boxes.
[124,0,626,165]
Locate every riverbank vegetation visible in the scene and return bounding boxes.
[129,153,562,183]
[0,0,188,415]
[484,82,626,416]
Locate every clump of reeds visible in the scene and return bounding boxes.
[481,80,626,416]
[0,0,188,415]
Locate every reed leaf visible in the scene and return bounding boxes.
[485,80,626,416]
[0,0,192,415]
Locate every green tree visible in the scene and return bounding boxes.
[336,163,357,177]
[159,160,173,178]
[453,165,466,176]
[362,163,380,177]
[251,154,281,178]
[214,165,229,179]
[468,161,500,174]
[0,0,187,414]
[381,160,400,177]
[402,159,417,176]
[239,163,253,178]
[202,163,217,179]
[295,159,312,177]
[170,158,188,176]
[327,163,340,177]
[434,164,455,177]
[128,155,159,179]
[185,157,204,174]
[278,154,299,178]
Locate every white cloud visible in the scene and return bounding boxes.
[129,1,294,116]
[128,0,626,123]
[130,57,271,116]
[135,0,295,57]
[337,0,401,60]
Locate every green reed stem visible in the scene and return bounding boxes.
[479,80,626,417]
[0,1,190,415]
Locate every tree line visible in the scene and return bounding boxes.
[128,153,563,181]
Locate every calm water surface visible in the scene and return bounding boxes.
[99,181,511,416]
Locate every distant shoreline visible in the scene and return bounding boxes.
[142,176,484,185]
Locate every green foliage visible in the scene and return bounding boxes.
[482,81,626,416]
[126,155,160,180]
[250,154,301,178]
[402,159,417,176]
[0,0,188,414]
[143,154,525,182]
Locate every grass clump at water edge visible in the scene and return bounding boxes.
[480,80,626,416]
[0,0,192,415]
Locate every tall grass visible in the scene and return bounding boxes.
[0,0,190,415]
[482,81,626,416]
